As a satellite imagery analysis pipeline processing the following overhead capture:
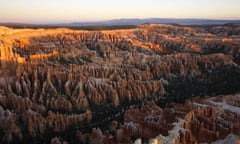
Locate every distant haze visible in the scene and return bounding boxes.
[0,0,240,23]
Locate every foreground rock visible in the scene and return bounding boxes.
[132,94,240,144]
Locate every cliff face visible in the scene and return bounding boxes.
[0,24,239,143]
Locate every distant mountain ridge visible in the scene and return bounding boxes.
[1,18,240,27]
[69,18,240,26]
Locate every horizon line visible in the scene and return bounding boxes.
[1,17,240,25]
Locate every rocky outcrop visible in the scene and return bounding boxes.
[123,101,175,139]
[0,106,23,143]
[213,134,240,144]
[177,95,240,143]
[129,94,240,144]
[0,24,239,143]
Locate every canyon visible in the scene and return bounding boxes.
[0,23,240,143]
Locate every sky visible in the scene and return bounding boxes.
[0,0,240,23]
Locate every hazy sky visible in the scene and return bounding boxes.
[0,0,240,23]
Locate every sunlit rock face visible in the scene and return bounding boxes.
[0,24,239,143]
